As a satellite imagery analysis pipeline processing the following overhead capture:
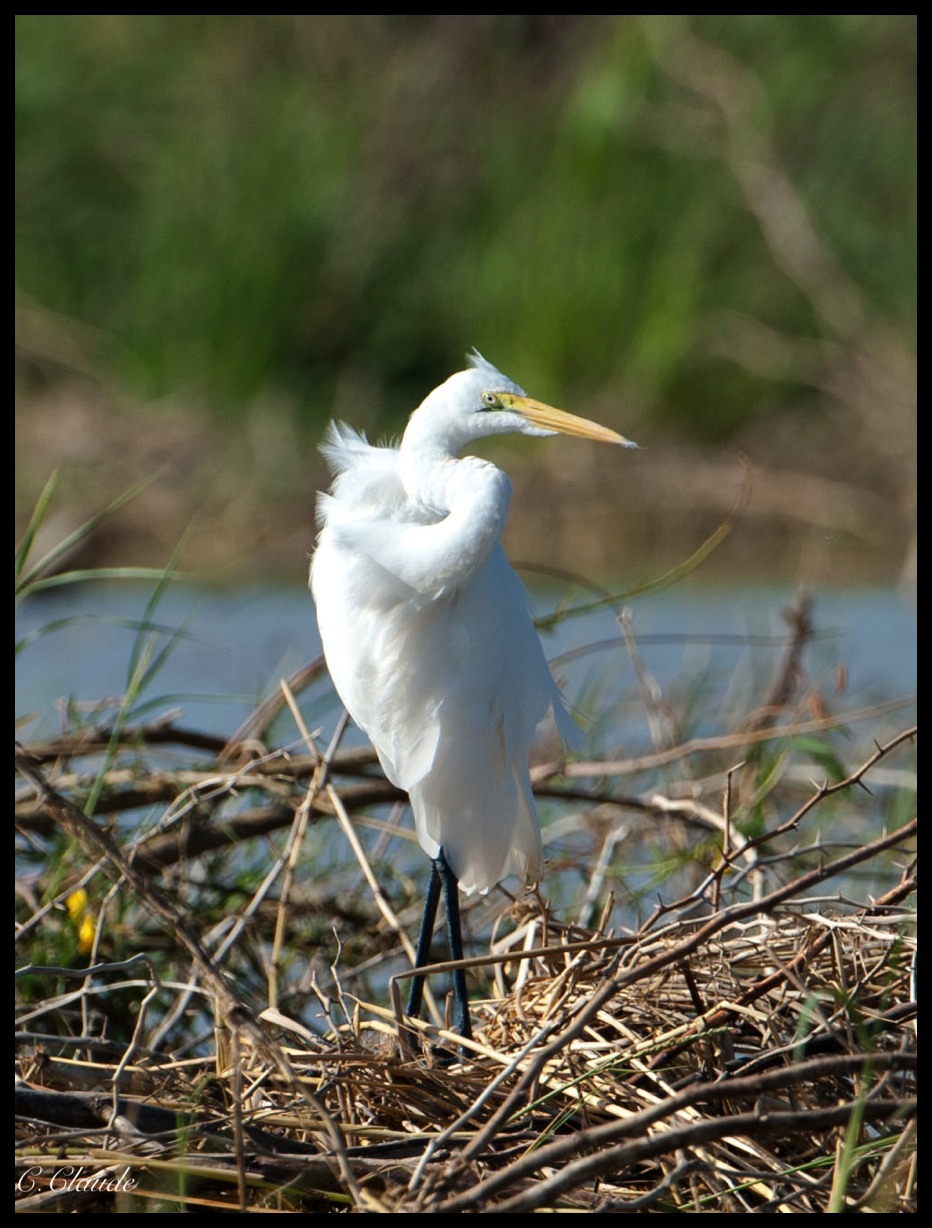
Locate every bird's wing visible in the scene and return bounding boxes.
[401,547,578,891]
[312,425,442,780]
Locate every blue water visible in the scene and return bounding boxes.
[15,580,916,752]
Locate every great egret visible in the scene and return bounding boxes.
[310,351,635,1042]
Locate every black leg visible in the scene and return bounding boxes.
[436,851,472,1041]
[405,849,473,1043]
[406,858,441,1020]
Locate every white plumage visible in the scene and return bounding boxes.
[310,351,633,896]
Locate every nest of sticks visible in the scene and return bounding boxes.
[15,735,916,1212]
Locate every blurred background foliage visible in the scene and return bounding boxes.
[15,14,916,584]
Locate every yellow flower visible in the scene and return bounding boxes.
[66,889,98,956]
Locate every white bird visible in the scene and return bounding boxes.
[310,351,635,1040]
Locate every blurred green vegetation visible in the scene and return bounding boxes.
[14,15,916,582]
[16,15,915,426]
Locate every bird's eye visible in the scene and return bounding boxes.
[481,392,499,409]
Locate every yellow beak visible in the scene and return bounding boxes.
[500,394,637,448]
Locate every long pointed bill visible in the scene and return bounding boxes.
[500,393,638,448]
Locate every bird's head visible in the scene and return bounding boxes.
[402,350,637,456]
